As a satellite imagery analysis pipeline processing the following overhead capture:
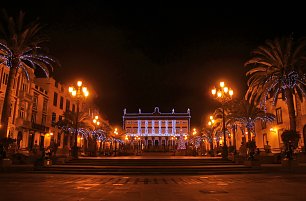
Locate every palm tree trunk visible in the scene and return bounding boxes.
[0,59,18,138]
[247,128,251,142]
[232,124,236,151]
[210,141,214,151]
[285,88,296,131]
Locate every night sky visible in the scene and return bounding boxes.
[3,2,306,128]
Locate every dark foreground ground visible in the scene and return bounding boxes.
[1,173,306,201]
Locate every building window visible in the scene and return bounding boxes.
[57,133,61,146]
[43,98,48,113]
[72,104,75,112]
[19,107,25,118]
[55,82,58,88]
[32,94,38,111]
[66,99,70,111]
[22,82,28,92]
[52,112,56,124]
[2,72,8,85]
[60,96,64,109]
[53,92,58,106]
[261,120,266,129]
[42,114,47,125]
[276,108,283,124]
[31,112,37,123]
[263,133,268,145]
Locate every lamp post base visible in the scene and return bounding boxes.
[222,145,228,160]
[72,146,78,159]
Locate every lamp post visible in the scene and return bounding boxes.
[211,81,233,159]
[92,115,100,156]
[114,128,118,156]
[208,115,215,156]
[192,128,197,156]
[69,81,89,159]
[135,135,140,155]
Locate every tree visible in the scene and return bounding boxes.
[56,111,95,140]
[245,36,306,132]
[281,130,300,160]
[213,106,233,137]
[228,100,275,142]
[0,11,57,138]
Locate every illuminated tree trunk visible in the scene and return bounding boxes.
[0,58,18,138]
[285,88,296,131]
[247,127,251,142]
[232,124,237,151]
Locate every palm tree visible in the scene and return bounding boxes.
[213,107,233,136]
[0,11,57,138]
[245,36,306,132]
[229,100,275,142]
[57,111,95,139]
[202,126,217,156]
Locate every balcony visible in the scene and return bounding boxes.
[15,117,32,129]
[31,122,49,132]
[18,90,32,101]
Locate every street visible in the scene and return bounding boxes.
[0,173,305,201]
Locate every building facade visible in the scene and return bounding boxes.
[253,96,306,152]
[0,61,85,152]
[123,107,191,149]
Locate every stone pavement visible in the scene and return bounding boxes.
[0,173,306,201]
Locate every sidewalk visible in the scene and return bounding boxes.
[2,161,306,175]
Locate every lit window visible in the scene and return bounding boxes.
[276,108,283,124]
[261,120,266,129]
[53,92,58,106]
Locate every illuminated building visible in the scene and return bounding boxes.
[123,107,191,149]
[254,97,306,152]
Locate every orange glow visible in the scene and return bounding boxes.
[229,89,233,96]
[217,91,222,97]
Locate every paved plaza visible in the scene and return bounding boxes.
[1,173,306,201]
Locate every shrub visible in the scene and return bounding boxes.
[246,140,256,160]
[0,137,16,159]
[281,130,300,160]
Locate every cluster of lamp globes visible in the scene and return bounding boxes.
[211,81,234,98]
[208,116,215,126]
[192,128,197,135]
[68,81,89,97]
[93,115,100,126]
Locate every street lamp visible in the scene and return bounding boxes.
[92,115,101,156]
[211,81,233,159]
[207,116,216,156]
[192,128,197,135]
[114,128,118,156]
[135,135,141,155]
[69,80,89,159]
